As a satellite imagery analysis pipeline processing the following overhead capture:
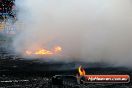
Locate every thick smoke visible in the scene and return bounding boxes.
[14,0,132,66]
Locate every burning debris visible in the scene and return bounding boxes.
[25,46,62,56]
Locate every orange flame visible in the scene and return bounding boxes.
[25,46,62,56]
[54,46,62,52]
[34,49,53,55]
[78,66,86,76]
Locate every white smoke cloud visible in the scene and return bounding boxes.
[14,0,132,66]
